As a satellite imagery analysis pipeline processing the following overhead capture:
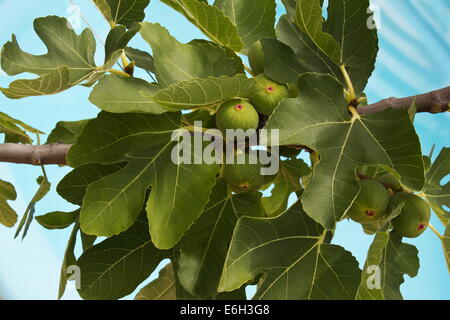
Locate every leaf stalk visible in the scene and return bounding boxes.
[340,65,356,101]
[428,223,444,240]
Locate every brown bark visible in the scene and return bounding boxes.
[0,143,71,166]
[357,86,450,115]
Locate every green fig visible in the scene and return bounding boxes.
[390,193,430,238]
[248,40,264,75]
[216,99,259,131]
[347,179,390,224]
[249,75,289,115]
[222,153,275,193]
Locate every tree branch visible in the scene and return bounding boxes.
[0,143,71,166]
[0,87,449,166]
[357,86,450,115]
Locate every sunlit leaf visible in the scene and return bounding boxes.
[0,66,71,99]
[1,16,96,85]
[89,74,167,114]
[1,16,121,97]
[159,0,243,51]
[140,22,243,87]
[148,75,255,110]
[93,0,150,27]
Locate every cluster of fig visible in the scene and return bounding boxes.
[215,76,289,132]
[347,178,431,238]
[215,41,291,193]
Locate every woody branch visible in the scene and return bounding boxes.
[0,86,449,166]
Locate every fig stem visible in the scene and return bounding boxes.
[428,223,443,240]
[121,52,129,69]
[415,192,425,198]
[340,65,356,101]
[244,64,255,77]
[310,151,320,165]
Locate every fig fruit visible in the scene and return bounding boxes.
[347,179,390,224]
[222,153,275,193]
[223,162,265,192]
[249,75,289,115]
[248,40,264,75]
[216,99,259,131]
[390,193,430,238]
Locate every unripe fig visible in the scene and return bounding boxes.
[248,40,264,75]
[216,99,259,131]
[390,193,430,238]
[347,179,390,224]
[222,153,275,193]
[221,150,277,193]
[249,75,289,115]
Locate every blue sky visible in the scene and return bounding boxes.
[0,0,449,299]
